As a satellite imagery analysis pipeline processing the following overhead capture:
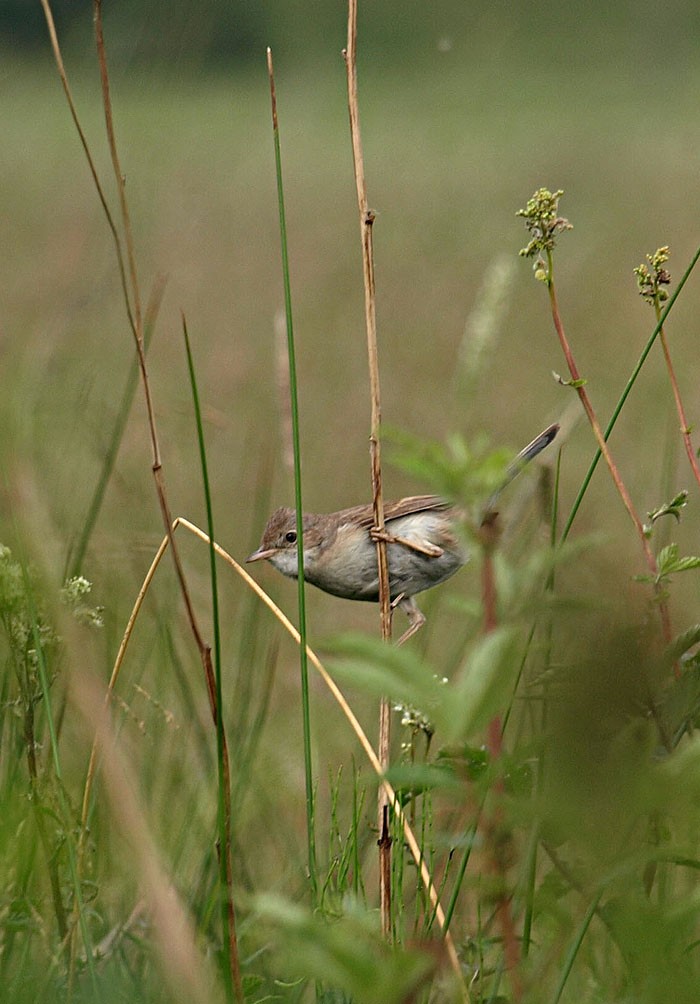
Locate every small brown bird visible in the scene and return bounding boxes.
[248,424,558,643]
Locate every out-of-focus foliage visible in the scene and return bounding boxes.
[5,0,700,71]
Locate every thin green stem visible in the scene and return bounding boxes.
[267,47,318,902]
[183,317,242,1003]
[545,252,674,650]
[550,889,603,1004]
[19,557,100,999]
[561,243,700,542]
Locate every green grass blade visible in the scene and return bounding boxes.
[550,888,603,1004]
[267,47,318,902]
[182,315,239,1002]
[19,553,101,998]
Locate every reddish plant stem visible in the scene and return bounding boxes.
[547,277,673,649]
[480,520,523,1004]
[657,317,700,490]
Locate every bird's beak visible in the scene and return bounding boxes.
[246,546,276,563]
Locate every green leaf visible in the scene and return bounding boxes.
[656,543,700,578]
[663,624,700,667]
[329,633,449,732]
[657,662,700,746]
[669,556,700,573]
[254,894,437,1004]
[384,761,461,797]
[648,490,689,526]
[448,626,521,741]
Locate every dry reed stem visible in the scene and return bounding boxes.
[38,0,137,338]
[343,0,394,940]
[104,517,468,998]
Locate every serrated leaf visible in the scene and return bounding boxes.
[657,663,700,745]
[656,543,679,574]
[655,543,700,577]
[669,556,700,574]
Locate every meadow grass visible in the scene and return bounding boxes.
[2,9,700,1002]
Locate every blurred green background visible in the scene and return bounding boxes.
[2,0,700,915]
[3,0,700,705]
[2,0,700,724]
[2,3,700,999]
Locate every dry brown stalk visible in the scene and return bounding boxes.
[343,0,395,941]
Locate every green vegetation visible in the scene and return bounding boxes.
[2,3,700,1002]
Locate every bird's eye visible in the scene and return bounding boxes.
[284,530,297,544]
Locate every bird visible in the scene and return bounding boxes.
[247,424,558,644]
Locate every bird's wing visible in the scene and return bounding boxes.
[338,495,450,530]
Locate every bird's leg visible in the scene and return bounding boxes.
[396,595,426,646]
[370,527,444,558]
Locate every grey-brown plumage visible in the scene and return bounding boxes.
[247,496,466,643]
[247,423,558,644]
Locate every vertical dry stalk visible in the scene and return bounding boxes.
[91,0,197,650]
[343,0,394,938]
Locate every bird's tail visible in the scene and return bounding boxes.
[484,422,559,512]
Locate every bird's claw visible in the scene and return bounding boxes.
[370,527,444,558]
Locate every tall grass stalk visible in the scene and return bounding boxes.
[479,523,523,1002]
[182,316,242,1004]
[266,47,318,902]
[640,249,700,491]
